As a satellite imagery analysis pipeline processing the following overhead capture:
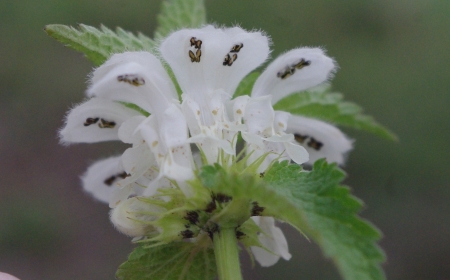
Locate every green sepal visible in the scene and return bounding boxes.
[154,0,206,40]
[273,87,398,141]
[116,242,216,280]
[44,24,156,66]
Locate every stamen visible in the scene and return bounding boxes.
[223,53,237,66]
[104,175,117,186]
[190,37,202,49]
[277,66,296,79]
[277,58,311,79]
[292,58,311,69]
[117,172,130,179]
[104,172,130,186]
[188,49,201,63]
[294,133,308,143]
[230,43,244,53]
[98,118,116,128]
[117,74,145,86]
[307,137,323,151]
[84,117,99,126]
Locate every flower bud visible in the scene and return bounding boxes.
[110,197,162,237]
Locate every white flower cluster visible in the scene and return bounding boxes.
[60,25,352,267]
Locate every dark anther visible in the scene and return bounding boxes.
[84,117,99,126]
[104,175,116,186]
[98,118,116,129]
[307,137,323,151]
[117,74,145,86]
[230,43,244,53]
[259,172,265,178]
[294,133,308,144]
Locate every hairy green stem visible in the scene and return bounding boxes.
[213,227,243,280]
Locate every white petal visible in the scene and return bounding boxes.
[241,131,265,149]
[109,185,134,208]
[244,96,274,136]
[286,115,352,165]
[252,48,336,104]
[159,104,189,148]
[181,95,202,135]
[118,115,146,144]
[90,51,178,100]
[117,144,155,187]
[60,98,140,144]
[283,141,309,164]
[227,95,250,123]
[273,111,290,133]
[81,156,126,204]
[251,217,291,267]
[160,25,269,100]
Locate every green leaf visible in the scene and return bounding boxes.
[273,88,397,141]
[201,161,385,280]
[44,24,156,66]
[264,161,385,280]
[154,0,206,40]
[233,72,260,98]
[116,243,216,280]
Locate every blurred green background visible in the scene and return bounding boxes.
[1,0,449,279]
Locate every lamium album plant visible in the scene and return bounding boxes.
[45,0,396,279]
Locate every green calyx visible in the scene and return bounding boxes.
[123,164,266,249]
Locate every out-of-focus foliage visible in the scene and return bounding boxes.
[1,0,449,279]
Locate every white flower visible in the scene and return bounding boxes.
[59,24,353,267]
[250,48,353,165]
[160,25,271,165]
[251,216,291,267]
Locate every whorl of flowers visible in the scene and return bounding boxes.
[60,25,352,267]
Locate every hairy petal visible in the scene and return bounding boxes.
[287,115,352,165]
[252,48,336,104]
[60,98,140,144]
[160,25,269,100]
[81,156,125,203]
[87,52,177,114]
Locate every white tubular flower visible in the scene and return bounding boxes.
[251,216,291,267]
[243,96,309,172]
[287,115,353,165]
[251,48,353,165]
[81,156,143,205]
[60,25,354,270]
[160,25,270,164]
[61,51,195,205]
[59,97,141,144]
